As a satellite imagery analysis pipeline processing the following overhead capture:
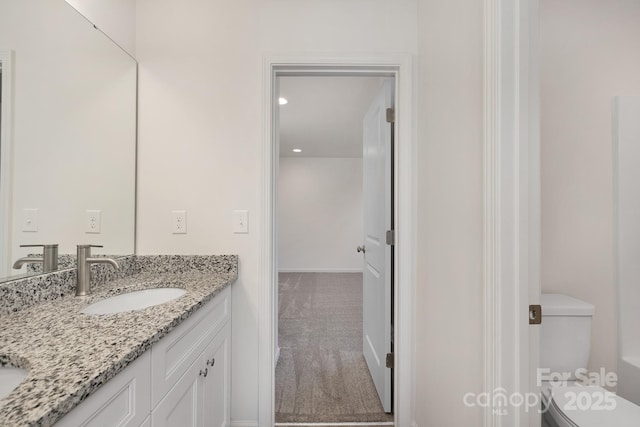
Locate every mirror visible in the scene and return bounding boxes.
[0,0,136,282]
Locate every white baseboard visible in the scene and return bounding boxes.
[231,421,259,427]
[278,268,363,273]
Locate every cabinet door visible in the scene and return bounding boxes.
[201,324,231,427]
[56,352,151,427]
[151,287,230,408]
[152,361,203,427]
[152,324,230,427]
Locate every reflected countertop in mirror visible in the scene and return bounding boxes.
[0,0,137,283]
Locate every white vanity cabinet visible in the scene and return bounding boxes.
[55,286,231,427]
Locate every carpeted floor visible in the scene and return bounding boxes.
[275,272,394,424]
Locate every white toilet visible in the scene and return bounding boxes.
[541,293,640,427]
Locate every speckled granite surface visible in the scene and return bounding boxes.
[0,255,237,426]
[0,256,136,316]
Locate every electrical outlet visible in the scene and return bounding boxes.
[86,210,101,234]
[22,208,38,232]
[172,210,187,234]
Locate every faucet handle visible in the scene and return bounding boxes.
[20,244,58,248]
[77,244,103,249]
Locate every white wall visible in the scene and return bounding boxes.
[415,0,484,425]
[540,0,640,381]
[278,157,363,273]
[0,0,136,273]
[135,1,418,424]
[65,0,136,56]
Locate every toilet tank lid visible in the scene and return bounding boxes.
[541,293,594,316]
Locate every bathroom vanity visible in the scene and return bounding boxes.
[0,255,236,426]
[58,286,230,426]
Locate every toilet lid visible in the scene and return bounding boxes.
[550,385,640,427]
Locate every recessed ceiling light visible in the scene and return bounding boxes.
[278,97,288,105]
[292,148,302,153]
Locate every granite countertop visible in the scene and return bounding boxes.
[0,255,237,426]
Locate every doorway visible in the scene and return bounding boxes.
[258,57,415,427]
[274,75,394,424]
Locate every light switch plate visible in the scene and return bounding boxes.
[22,208,38,232]
[233,210,248,234]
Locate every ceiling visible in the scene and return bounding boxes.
[278,76,385,158]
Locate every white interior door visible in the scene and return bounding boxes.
[361,79,393,413]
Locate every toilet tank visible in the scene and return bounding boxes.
[540,293,594,379]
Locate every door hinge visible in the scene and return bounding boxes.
[386,108,395,123]
[386,352,394,368]
[529,304,542,325]
[386,229,395,246]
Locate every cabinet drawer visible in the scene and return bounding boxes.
[151,286,230,407]
[56,351,151,427]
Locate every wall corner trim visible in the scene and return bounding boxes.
[483,0,540,426]
[0,50,14,279]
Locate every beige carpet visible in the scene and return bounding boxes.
[275,272,393,423]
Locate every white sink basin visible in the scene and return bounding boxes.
[82,288,186,315]
[0,366,28,401]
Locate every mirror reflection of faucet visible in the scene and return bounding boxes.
[76,245,119,296]
[12,244,59,272]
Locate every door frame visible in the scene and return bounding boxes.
[258,54,415,426]
[483,0,540,426]
[0,50,14,278]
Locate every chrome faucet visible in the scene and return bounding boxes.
[76,245,119,296]
[12,244,59,273]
